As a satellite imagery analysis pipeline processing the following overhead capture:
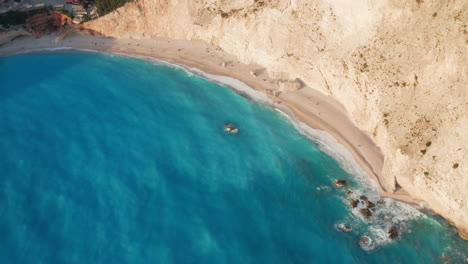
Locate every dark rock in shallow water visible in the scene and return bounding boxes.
[359,236,371,246]
[388,226,398,239]
[342,225,351,232]
[360,208,372,218]
[338,223,351,232]
[334,179,347,187]
[360,195,368,201]
[345,190,353,196]
[223,124,238,134]
[366,201,375,208]
[349,199,358,208]
[377,199,386,204]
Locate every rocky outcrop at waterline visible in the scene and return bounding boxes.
[366,201,375,208]
[349,199,358,209]
[388,226,399,240]
[334,180,347,187]
[360,208,373,218]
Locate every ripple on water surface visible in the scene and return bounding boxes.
[0,53,466,264]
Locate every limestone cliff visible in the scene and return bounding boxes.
[83,0,468,238]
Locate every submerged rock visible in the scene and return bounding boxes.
[359,236,375,251]
[334,179,347,187]
[388,226,398,239]
[360,208,372,218]
[349,199,358,208]
[359,236,371,246]
[345,190,353,196]
[360,195,368,201]
[366,200,375,208]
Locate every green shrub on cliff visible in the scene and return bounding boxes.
[95,0,129,16]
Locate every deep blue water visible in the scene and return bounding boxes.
[0,53,466,264]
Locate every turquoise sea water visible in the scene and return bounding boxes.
[0,52,466,263]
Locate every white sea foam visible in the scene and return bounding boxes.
[274,107,371,182]
[185,67,273,104]
[441,246,468,263]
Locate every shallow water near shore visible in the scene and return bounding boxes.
[0,53,466,263]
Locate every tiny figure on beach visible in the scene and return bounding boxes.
[224,124,239,134]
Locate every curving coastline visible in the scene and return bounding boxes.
[0,33,465,239]
[0,34,418,201]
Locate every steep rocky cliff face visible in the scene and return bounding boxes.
[25,12,69,38]
[83,0,468,238]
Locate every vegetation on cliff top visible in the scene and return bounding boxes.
[94,0,129,17]
[0,7,53,28]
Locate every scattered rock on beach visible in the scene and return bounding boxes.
[360,208,372,218]
[366,201,375,208]
[388,226,398,239]
[349,199,358,208]
[334,179,347,187]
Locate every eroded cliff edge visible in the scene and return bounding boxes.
[83,0,468,238]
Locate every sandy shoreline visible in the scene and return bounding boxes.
[0,33,420,205]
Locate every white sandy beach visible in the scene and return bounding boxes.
[0,33,419,205]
